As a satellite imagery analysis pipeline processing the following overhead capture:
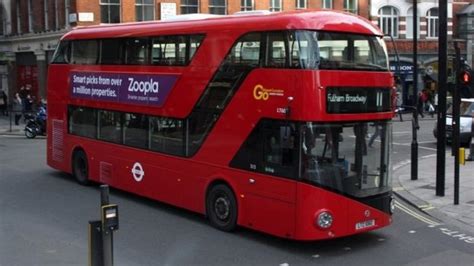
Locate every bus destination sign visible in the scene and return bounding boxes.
[326,87,391,114]
[70,71,179,107]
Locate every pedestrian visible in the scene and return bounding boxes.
[24,94,33,112]
[0,90,7,116]
[368,123,381,148]
[12,93,23,125]
[417,90,427,118]
[395,91,403,121]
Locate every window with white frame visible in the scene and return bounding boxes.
[378,6,399,38]
[296,0,307,9]
[100,0,121,23]
[136,0,154,21]
[322,0,332,9]
[181,0,199,14]
[427,8,439,38]
[344,0,357,14]
[269,0,282,12]
[406,7,420,39]
[209,0,227,15]
[241,0,254,11]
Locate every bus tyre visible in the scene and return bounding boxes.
[72,150,89,185]
[206,184,237,232]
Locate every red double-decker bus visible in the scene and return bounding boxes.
[47,10,395,240]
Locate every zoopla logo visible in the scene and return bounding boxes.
[131,162,145,182]
[128,77,159,96]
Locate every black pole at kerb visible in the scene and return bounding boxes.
[453,43,461,205]
[436,0,448,197]
[101,185,114,266]
[411,0,418,181]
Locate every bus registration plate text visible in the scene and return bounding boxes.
[355,219,375,230]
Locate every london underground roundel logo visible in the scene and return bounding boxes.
[131,162,145,182]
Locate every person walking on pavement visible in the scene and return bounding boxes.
[467,112,474,161]
[417,90,427,118]
[0,90,7,116]
[12,93,23,125]
[368,123,381,148]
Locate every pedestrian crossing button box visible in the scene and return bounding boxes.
[101,204,119,232]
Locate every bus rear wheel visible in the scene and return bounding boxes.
[206,184,237,232]
[72,150,89,185]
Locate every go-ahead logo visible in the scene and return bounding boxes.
[253,84,284,100]
[131,162,145,182]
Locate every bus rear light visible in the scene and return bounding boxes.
[315,210,333,230]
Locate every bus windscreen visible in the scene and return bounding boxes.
[301,121,392,198]
[291,31,389,71]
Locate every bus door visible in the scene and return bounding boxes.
[237,120,298,238]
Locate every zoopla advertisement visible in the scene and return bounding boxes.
[70,71,179,107]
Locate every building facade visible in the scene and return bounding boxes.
[0,0,373,102]
[371,0,474,106]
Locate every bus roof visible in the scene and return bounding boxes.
[62,10,383,40]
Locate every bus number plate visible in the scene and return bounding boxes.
[355,219,375,230]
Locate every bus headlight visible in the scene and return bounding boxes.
[315,210,333,229]
[390,197,395,214]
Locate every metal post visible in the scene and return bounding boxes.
[411,108,419,180]
[411,0,418,181]
[436,0,448,197]
[101,185,114,266]
[453,43,461,205]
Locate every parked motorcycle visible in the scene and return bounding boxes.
[24,107,47,139]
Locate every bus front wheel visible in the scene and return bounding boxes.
[206,184,237,232]
[72,150,89,185]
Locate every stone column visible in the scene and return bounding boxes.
[5,51,16,99]
[34,50,47,101]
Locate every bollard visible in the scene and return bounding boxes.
[459,148,465,165]
[89,185,118,266]
[100,185,114,266]
[88,221,103,266]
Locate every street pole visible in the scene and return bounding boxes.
[411,0,418,180]
[453,43,461,205]
[101,185,114,266]
[436,0,448,197]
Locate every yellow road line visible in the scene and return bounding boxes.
[395,201,440,226]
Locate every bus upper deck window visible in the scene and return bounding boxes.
[52,41,71,64]
[71,40,98,65]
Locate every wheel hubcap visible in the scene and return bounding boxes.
[214,196,230,220]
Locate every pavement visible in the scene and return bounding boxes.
[0,113,25,135]
[1,114,474,234]
[394,151,474,234]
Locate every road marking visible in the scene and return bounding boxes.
[393,131,411,134]
[438,228,474,244]
[392,142,437,151]
[395,201,440,226]
[0,134,24,138]
[418,204,436,211]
